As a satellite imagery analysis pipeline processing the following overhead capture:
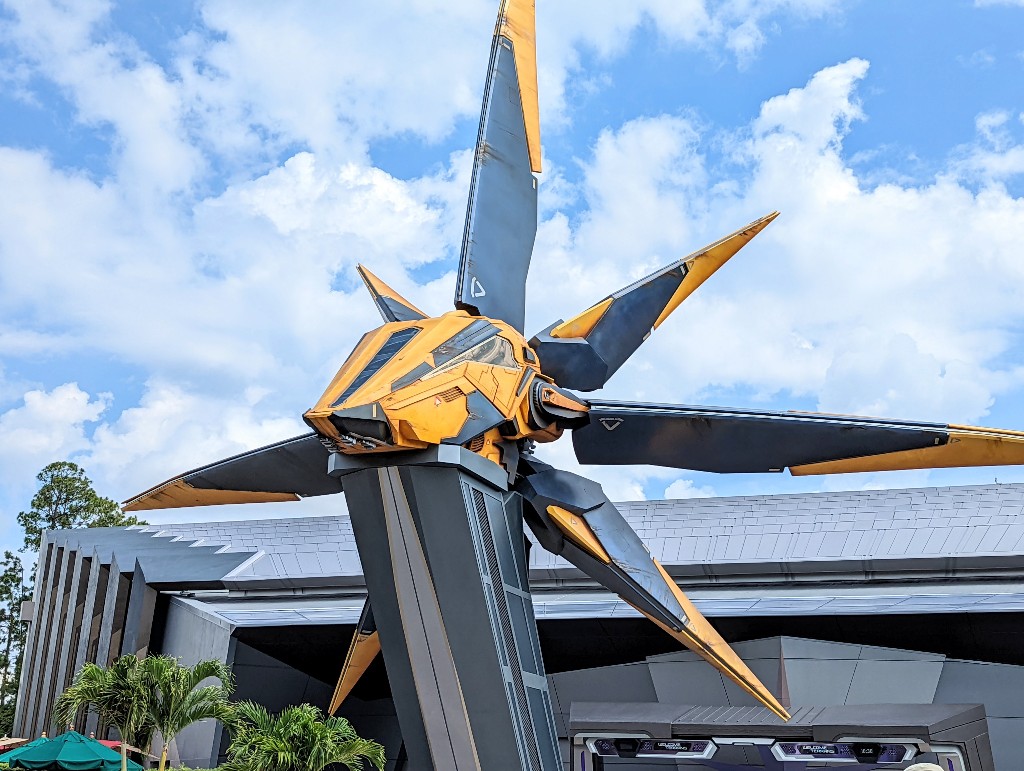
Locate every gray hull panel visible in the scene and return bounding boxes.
[344,463,560,771]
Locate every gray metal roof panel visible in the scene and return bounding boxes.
[39,482,1024,586]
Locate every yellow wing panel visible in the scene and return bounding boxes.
[548,298,612,340]
[652,211,779,329]
[546,505,611,564]
[650,560,790,720]
[549,212,778,341]
[124,480,298,512]
[792,426,1024,476]
[329,630,382,715]
[357,264,427,322]
[499,0,540,173]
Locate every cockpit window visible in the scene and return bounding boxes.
[422,335,517,380]
[431,319,499,366]
[331,327,420,407]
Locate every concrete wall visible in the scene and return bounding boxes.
[934,658,1024,770]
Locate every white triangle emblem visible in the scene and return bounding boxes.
[470,276,487,298]
[599,418,623,431]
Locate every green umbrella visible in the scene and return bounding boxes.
[2,731,144,771]
[0,736,50,763]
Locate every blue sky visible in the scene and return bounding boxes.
[1,0,1023,554]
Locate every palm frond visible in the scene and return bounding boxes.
[225,702,385,771]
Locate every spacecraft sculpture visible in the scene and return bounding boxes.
[126,2,1024,769]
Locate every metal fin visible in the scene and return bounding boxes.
[642,559,790,721]
[497,0,540,173]
[531,213,778,391]
[792,424,1024,475]
[455,0,539,331]
[575,401,1024,477]
[123,434,339,512]
[329,598,381,714]
[357,264,427,323]
[516,465,789,720]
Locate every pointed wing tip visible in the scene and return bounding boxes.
[356,266,428,322]
[791,421,1024,476]
[496,0,541,173]
[748,210,780,234]
[356,264,377,296]
[650,559,791,720]
[122,479,301,512]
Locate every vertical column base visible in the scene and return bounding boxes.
[343,461,560,771]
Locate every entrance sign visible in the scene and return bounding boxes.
[588,737,716,760]
[772,741,918,763]
[576,734,926,768]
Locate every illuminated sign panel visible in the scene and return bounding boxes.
[773,742,917,763]
[589,738,715,760]
[581,736,920,766]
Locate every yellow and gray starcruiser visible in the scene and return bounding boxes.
[125,1,1024,768]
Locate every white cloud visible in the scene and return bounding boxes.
[1,0,1024,549]
[0,147,459,388]
[954,110,1024,180]
[0,384,110,531]
[1,0,201,195]
[664,478,716,499]
[957,49,997,69]
[532,57,1024,438]
[2,0,845,183]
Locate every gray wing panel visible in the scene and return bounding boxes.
[515,463,790,718]
[529,266,684,391]
[516,467,686,631]
[184,433,338,495]
[574,401,949,473]
[124,433,341,511]
[455,34,538,332]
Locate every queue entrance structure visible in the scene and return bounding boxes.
[570,703,993,770]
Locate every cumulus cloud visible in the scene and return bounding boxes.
[0,384,110,533]
[530,57,1024,497]
[664,478,716,499]
[953,111,1024,181]
[1,1,1023,540]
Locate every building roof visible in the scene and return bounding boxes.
[44,481,1024,624]
[137,481,1024,563]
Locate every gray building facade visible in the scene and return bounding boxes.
[14,482,1024,768]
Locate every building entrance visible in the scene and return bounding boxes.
[570,703,990,771]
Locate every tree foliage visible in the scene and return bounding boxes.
[17,461,145,551]
[0,551,26,735]
[4,462,144,738]
[55,655,237,771]
[142,656,235,771]
[225,702,385,771]
[54,656,155,771]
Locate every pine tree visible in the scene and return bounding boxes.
[17,461,145,552]
[0,551,26,735]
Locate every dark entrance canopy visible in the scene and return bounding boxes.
[0,731,144,771]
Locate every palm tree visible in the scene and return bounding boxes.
[143,655,236,771]
[54,656,155,771]
[225,701,385,771]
